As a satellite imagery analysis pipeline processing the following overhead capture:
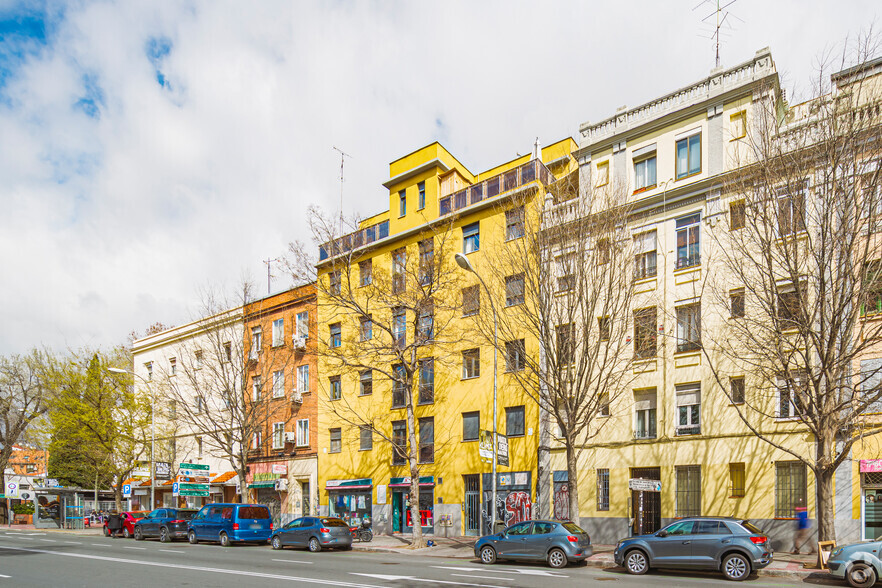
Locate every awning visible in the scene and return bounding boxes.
[248,481,276,489]
[388,476,434,488]
[326,478,372,491]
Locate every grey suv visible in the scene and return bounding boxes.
[613,517,773,581]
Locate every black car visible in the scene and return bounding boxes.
[134,508,199,542]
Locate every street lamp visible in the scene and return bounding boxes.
[454,252,499,532]
[108,367,155,510]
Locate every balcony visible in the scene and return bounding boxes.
[439,160,556,217]
[319,219,390,261]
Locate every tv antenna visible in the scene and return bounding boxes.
[333,146,352,239]
[263,257,282,294]
[695,0,742,68]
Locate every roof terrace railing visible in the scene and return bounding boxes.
[439,159,555,216]
[319,219,389,261]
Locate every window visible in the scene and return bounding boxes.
[596,469,610,511]
[598,392,610,417]
[392,307,406,348]
[595,161,610,187]
[168,399,176,419]
[506,206,525,240]
[418,239,434,285]
[556,250,575,292]
[272,318,284,346]
[505,405,525,437]
[296,312,309,338]
[556,323,574,365]
[463,222,480,254]
[195,350,203,369]
[392,248,406,294]
[777,181,807,236]
[252,376,262,401]
[778,372,806,419]
[360,315,372,341]
[462,285,480,316]
[676,132,701,179]
[297,365,310,394]
[329,323,341,348]
[419,417,434,463]
[730,376,745,404]
[598,317,610,342]
[596,238,612,265]
[676,212,700,269]
[272,370,285,398]
[417,300,434,341]
[505,339,526,372]
[252,431,262,450]
[775,461,807,518]
[730,289,745,318]
[360,426,373,451]
[418,181,426,210]
[729,463,746,497]
[675,465,701,517]
[676,383,701,435]
[463,348,480,379]
[359,369,372,396]
[26,464,36,473]
[146,362,153,381]
[329,271,341,295]
[633,230,657,279]
[250,327,262,359]
[273,422,285,449]
[399,190,406,216]
[417,358,434,404]
[730,111,746,139]
[329,375,341,401]
[462,411,480,441]
[329,428,341,453]
[730,200,746,230]
[169,357,176,376]
[861,359,882,413]
[392,364,406,408]
[296,419,309,447]
[777,285,802,326]
[392,420,406,465]
[505,273,525,306]
[633,147,657,192]
[676,303,701,353]
[634,388,657,439]
[359,259,372,287]
[634,307,657,358]
[863,261,882,316]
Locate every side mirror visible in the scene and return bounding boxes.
[656,530,668,538]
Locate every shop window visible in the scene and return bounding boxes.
[675,465,701,517]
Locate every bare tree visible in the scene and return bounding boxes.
[0,350,50,488]
[287,207,462,547]
[705,36,882,541]
[473,170,641,527]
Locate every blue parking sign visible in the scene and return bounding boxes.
[172,482,179,497]
[122,484,132,498]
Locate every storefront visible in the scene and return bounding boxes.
[389,476,434,534]
[247,461,289,523]
[482,471,532,534]
[326,478,372,525]
[861,460,882,540]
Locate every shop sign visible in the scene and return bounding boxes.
[272,464,287,475]
[499,473,512,487]
[389,476,434,488]
[478,430,493,461]
[154,461,172,480]
[628,478,662,492]
[254,472,281,482]
[861,460,882,473]
[132,468,150,479]
[497,436,509,467]
[326,478,372,490]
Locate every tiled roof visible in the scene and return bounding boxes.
[211,471,237,484]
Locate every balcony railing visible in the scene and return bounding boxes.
[676,341,702,354]
[439,160,555,217]
[675,424,701,436]
[675,253,701,270]
[319,219,390,261]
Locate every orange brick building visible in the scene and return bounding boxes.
[9,445,48,477]
[243,283,318,523]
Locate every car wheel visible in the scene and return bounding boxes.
[721,553,751,581]
[123,527,131,539]
[134,526,144,541]
[547,547,568,569]
[847,563,878,588]
[219,532,231,547]
[308,537,322,553]
[159,527,170,543]
[625,549,649,575]
[479,545,497,564]
[188,530,198,544]
[272,536,283,550]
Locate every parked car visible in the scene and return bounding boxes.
[133,508,198,542]
[187,503,273,546]
[614,517,773,581]
[828,539,882,588]
[270,516,353,552]
[103,511,148,538]
[474,520,592,569]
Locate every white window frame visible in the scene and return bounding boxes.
[296,312,309,338]
[250,327,262,359]
[297,364,310,394]
[675,383,701,435]
[272,370,285,398]
[634,230,657,279]
[272,318,284,347]
[463,222,480,254]
[633,144,657,192]
[272,422,285,449]
[296,419,309,447]
[252,376,262,401]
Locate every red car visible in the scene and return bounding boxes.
[103,511,148,538]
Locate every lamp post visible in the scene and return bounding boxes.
[454,252,499,533]
[108,367,154,510]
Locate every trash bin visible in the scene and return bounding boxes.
[493,521,507,534]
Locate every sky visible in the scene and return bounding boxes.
[0,0,877,355]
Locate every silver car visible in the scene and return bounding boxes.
[474,520,592,569]
[827,540,882,587]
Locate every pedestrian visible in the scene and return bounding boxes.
[793,498,811,554]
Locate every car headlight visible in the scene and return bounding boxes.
[831,548,843,558]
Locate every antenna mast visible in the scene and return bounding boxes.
[333,146,352,239]
[263,257,281,295]
[695,0,741,68]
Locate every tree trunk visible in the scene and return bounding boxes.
[406,391,424,548]
[566,441,580,528]
[237,461,249,503]
[536,404,552,519]
[815,465,836,543]
[114,486,122,512]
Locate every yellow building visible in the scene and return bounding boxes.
[316,139,576,537]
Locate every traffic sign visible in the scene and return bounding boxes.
[5,481,18,499]
[122,484,132,498]
[172,482,179,497]
[179,483,209,491]
[178,489,209,497]
[179,462,209,470]
[179,462,210,478]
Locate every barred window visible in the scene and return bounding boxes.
[596,469,610,511]
[775,461,807,518]
[675,465,701,517]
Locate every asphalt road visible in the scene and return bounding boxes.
[0,529,835,588]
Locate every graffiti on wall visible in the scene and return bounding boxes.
[553,483,570,521]
[503,491,532,526]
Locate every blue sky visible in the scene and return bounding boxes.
[0,0,878,354]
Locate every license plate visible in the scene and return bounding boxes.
[249,524,261,530]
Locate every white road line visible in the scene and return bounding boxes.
[63,541,82,545]
[91,543,111,547]
[123,546,146,550]
[272,559,314,564]
[11,537,33,541]
[159,549,184,554]
[450,575,515,582]
[0,544,382,588]
[0,573,10,578]
[38,539,56,542]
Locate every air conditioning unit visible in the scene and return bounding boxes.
[284,432,298,443]
[292,336,307,350]
[292,392,303,404]
[274,479,288,492]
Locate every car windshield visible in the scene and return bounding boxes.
[562,522,586,534]
[320,518,349,527]
[129,512,147,519]
[238,507,269,519]
[174,510,198,520]
[739,521,764,534]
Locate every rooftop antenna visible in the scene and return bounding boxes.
[333,146,352,241]
[263,257,281,294]
[694,0,742,68]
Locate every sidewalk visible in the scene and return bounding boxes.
[351,536,831,581]
[4,523,103,535]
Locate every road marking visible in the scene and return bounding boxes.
[450,574,514,582]
[123,546,146,550]
[432,565,569,578]
[91,543,111,547]
[351,573,507,588]
[0,574,10,578]
[159,549,184,554]
[273,559,314,564]
[0,544,383,587]
[63,541,82,545]
[38,539,56,542]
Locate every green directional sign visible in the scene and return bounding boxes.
[179,489,209,497]
[179,483,209,491]
[179,462,209,470]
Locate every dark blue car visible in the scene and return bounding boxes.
[187,503,273,546]
[133,508,198,542]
